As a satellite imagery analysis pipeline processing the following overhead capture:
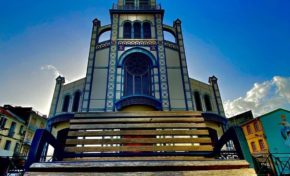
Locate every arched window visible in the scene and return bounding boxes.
[204,95,212,111]
[143,22,151,39]
[62,95,70,112]
[72,91,81,112]
[123,22,132,39]
[124,53,151,96]
[194,91,203,111]
[133,22,141,39]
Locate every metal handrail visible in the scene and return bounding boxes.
[252,153,290,175]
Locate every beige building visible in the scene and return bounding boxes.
[47,0,227,143]
[0,105,47,157]
[0,107,25,157]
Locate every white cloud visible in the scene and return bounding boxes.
[41,65,63,78]
[224,76,290,117]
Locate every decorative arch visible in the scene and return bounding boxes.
[98,24,112,37]
[118,47,157,66]
[163,25,177,37]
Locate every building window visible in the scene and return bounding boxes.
[19,125,24,135]
[246,125,252,134]
[0,116,7,129]
[62,95,71,112]
[124,53,151,96]
[72,91,81,112]
[123,22,132,39]
[254,121,260,132]
[194,91,203,111]
[4,140,11,150]
[133,22,141,38]
[143,22,151,39]
[14,143,20,154]
[40,122,45,129]
[139,0,149,7]
[8,122,16,137]
[204,95,212,111]
[125,0,135,7]
[259,140,265,151]
[251,142,257,152]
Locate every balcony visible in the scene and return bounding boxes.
[111,4,162,12]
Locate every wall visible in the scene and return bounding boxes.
[190,79,218,113]
[165,47,186,110]
[54,78,85,115]
[259,109,290,174]
[89,48,110,111]
[260,109,290,153]
[0,115,25,157]
[241,119,268,154]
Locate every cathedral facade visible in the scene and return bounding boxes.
[48,0,226,138]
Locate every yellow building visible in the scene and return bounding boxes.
[1,105,47,157]
[241,118,268,154]
[0,107,26,157]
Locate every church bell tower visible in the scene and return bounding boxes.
[80,0,194,112]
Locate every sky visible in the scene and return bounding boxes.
[0,0,290,117]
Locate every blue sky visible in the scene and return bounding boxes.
[0,0,290,116]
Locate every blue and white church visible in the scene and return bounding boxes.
[48,0,227,140]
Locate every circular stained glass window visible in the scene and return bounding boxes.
[125,55,149,76]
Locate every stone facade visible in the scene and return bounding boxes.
[49,0,225,117]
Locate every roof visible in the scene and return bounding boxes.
[0,107,25,123]
[228,111,254,125]
[202,112,228,125]
[3,105,47,123]
[256,108,290,119]
[0,107,14,117]
[240,108,290,126]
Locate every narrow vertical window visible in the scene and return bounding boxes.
[251,142,257,152]
[204,95,212,111]
[139,0,150,8]
[14,143,20,154]
[19,125,24,135]
[123,22,132,39]
[246,125,252,134]
[143,22,151,39]
[125,0,135,8]
[258,140,265,151]
[9,122,16,137]
[72,91,81,112]
[194,91,203,111]
[62,95,70,112]
[4,140,11,150]
[254,121,260,132]
[0,117,7,129]
[134,22,141,39]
